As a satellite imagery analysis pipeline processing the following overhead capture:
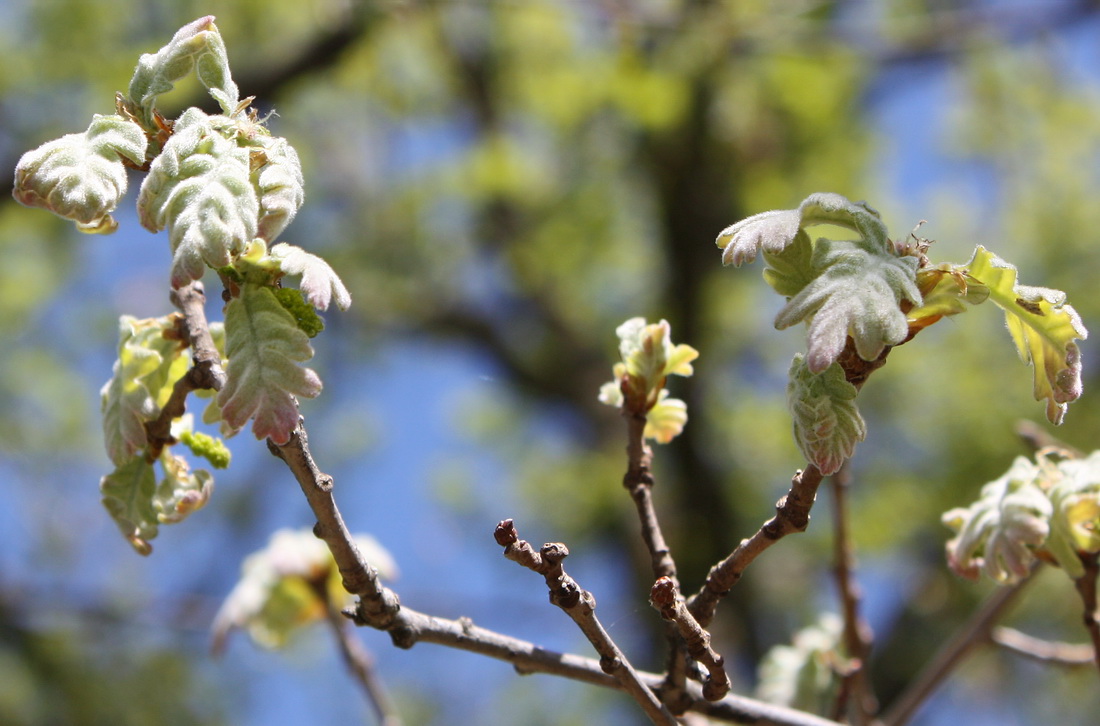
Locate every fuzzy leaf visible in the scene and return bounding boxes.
[964,246,1087,425]
[762,229,816,297]
[137,108,258,288]
[268,242,351,311]
[12,114,147,233]
[254,137,305,243]
[100,455,158,555]
[787,354,866,475]
[716,192,889,267]
[126,16,239,126]
[776,238,920,373]
[1047,452,1100,578]
[217,283,322,444]
[100,315,188,465]
[942,456,1051,584]
[212,528,397,652]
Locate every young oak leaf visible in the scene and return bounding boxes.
[12,114,147,234]
[137,108,259,288]
[100,314,188,466]
[254,137,305,243]
[268,242,351,311]
[217,283,322,445]
[716,192,890,267]
[1046,452,1100,578]
[756,614,844,715]
[942,456,1051,584]
[125,15,240,127]
[905,265,990,337]
[155,446,214,525]
[964,246,1087,425]
[776,238,921,373]
[100,454,158,556]
[787,354,866,476]
[211,528,398,653]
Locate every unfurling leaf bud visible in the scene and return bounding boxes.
[13,115,147,234]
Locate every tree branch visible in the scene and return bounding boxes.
[990,626,1096,666]
[828,464,876,723]
[688,466,826,627]
[1071,552,1100,677]
[651,577,730,702]
[880,578,1029,726]
[494,519,679,726]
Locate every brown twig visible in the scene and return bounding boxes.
[144,282,229,459]
[991,626,1096,666]
[1071,552,1100,677]
[494,519,679,726]
[651,577,730,702]
[828,464,876,723]
[688,465,826,627]
[623,409,679,584]
[880,579,1029,726]
[313,581,403,726]
[268,423,402,628]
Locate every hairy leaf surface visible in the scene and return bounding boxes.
[787,354,866,475]
[269,242,351,311]
[255,138,305,243]
[776,238,920,373]
[12,114,147,233]
[137,109,258,287]
[942,457,1050,584]
[217,283,322,444]
[126,15,239,127]
[100,455,158,556]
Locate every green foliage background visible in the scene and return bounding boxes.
[3,1,1100,723]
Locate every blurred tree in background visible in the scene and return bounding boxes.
[3,1,1100,724]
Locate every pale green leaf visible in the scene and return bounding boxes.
[787,354,866,475]
[100,455,158,556]
[776,238,920,373]
[12,114,147,234]
[137,108,258,288]
[269,243,351,311]
[716,192,889,267]
[942,456,1050,584]
[255,137,305,243]
[126,16,240,127]
[100,315,187,465]
[762,229,816,297]
[217,283,322,444]
[1047,452,1100,578]
[645,391,688,444]
[756,614,844,715]
[964,246,1087,424]
[212,528,397,652]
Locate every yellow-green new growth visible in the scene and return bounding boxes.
[599,318,698,443]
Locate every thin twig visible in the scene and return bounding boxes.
[269,423,402,628]
[494,519,679,726]
[651,577,730,702]
[1071,552,1100,677]
[315,582,403,726]
[829,464,876,724]
[268,417,841,725]
[621,406,694,710]
[880,579,1029,726]
[991,626,1096,666]
[688,465,826,627]
[146,282,229,458]
[623,409,678,584]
